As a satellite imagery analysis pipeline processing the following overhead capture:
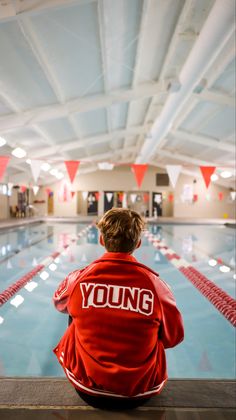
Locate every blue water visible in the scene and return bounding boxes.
[0,222,235,379]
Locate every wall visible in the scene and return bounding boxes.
[174,174,235,219]
[2,165,234,220]
[0,194,9,219]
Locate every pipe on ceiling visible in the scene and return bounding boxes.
[136,0,235,164]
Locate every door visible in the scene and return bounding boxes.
[152,192,162,217]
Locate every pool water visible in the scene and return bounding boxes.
[0,222,235,379]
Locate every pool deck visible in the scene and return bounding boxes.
[0,378,235,419]
[0,216,235,231]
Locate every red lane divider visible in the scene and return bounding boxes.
[0,249,67,307]
[180,266,236,327]
[0,264,44,306]
[145,230,236,328]
[0,224,93,308]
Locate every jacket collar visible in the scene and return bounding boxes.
[101,252,137,262]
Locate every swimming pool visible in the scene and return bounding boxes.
[0,222,235,379]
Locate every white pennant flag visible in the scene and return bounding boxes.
[106,192,113,203]
[230,191,236,201]
[8,182,13,192]
[122,193,127,208]
[154,194,162,204]
[130,193,137,203]
[7,259,12,269]
[166,165,182,188]
[30,160,43,183]
[32,257,38,267]
[32,185,39,196]
[82,191,88,200]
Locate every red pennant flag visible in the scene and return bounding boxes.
[143,193,149,203]
[65,161,80,184]
[46,188,51,196]
[200,166,216,188]
[95,192,100,201]
[0,156,10,181]
[131,164,148,188]
[71,191,76,199]
[20,185,27,193]
[118,192,124,202]
[168,193,174,202]
[218,192,223,201]
[193,194,198,202]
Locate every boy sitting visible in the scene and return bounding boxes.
[53,208,184,409]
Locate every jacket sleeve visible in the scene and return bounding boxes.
[155,276,184,349]
[53,269,82,313]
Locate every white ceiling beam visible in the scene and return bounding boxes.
[136,0,235,163]
[0,0,96,22]
[0,82,163,134]
[171,129,235,153]
[154,149,228,168]
[97,0,111,147]
[122,0,150,159]
[193,90,235,107]
[139,0,195,129]
[28,125,147,158]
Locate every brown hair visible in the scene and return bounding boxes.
[97,208,145,253]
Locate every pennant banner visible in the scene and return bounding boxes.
[166,165,182,188]
[8,182,13,192]
[46,187,52,196]
[30,160,43,183]
[82,191,88,201]
[0,156,9,181]
[193,194,198,202]
[20,185,27,193]
[131,164,148,188]
[106,192,113,203]
[130,193,137,204]
[95,192,100,201]
[71,191,76,199]
[218,192,223,201]
[65,161,80,184]
[230,191,236,201]
[200,166,216,188]
[168,193,174,202]
[32,186,39,196]
[143,193,149,203]
[118,192,123,202]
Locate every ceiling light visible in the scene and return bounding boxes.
[220,171,232,179]
[41,162,51,172]
[0,137,6,147]
[208,259,217,267]
[210,174,218,182]
[10,295,24,308]
[98,162,114,170]
[26,159,31,164]
[12,147,26,159]
[50,169,58,176]
[55,172,64,179]
[40,271,49,280]
[219,265,230,273]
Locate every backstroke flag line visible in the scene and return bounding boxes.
[65,161,80,184]
[200,166,216,188]
[0,156,9,181]
[166,165,182,188]
[131,164,148,188]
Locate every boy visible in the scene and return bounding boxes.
[53,208,184,409]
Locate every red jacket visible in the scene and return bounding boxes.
[53,252,184,398]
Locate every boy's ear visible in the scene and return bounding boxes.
[136,239,141,249]
[99,235,105,247]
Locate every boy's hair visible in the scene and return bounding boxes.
[97,208,145,253]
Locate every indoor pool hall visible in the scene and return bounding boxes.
[0,0,235,418]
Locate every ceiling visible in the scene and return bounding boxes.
[0,0,235,188]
